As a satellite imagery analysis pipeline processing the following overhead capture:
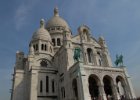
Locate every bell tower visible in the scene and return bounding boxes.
[28,19,57,100]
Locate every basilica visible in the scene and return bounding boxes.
[11,8,136,100]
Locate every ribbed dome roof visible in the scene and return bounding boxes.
[46,7,69,29]
[32,19,51,41]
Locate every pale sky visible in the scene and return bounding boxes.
[0,0,140,99]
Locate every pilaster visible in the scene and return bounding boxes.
[104,51,113,67]
[123,68,136,99]
[29,70,38,100]
[99,83,107,100]
[112,83,120,100]
[93,52,97,65]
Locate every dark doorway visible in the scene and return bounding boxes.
[88,75,99,100]
[103,76,113,99]
[72,78,78,100]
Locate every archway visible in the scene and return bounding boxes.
[116,76,126,99]
[103,75,114,99]
[88,75,100,100]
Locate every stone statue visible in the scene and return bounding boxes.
[115,54,123,66]
[73,48,81,62]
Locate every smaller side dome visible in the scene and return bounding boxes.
[32,19,51,41]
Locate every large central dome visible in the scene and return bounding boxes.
[46,7,69,29]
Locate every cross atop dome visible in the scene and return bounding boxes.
[54,7,59,16]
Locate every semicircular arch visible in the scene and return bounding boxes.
[88,74,101,85]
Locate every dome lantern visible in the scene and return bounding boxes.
[54,7,59,16]
[40,19,45,28]
[46,7,70,31]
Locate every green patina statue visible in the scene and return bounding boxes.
[73,48,81,62]
[114,54,123,66]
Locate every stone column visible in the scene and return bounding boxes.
[93,52,97,66]
[112,83,120,100]
[121,84,130,99]
[77,74,84,100]
[81,45,87,65]
[79,76,91,100]
[99,83,107,100]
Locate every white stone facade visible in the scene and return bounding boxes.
[11,8,136,100]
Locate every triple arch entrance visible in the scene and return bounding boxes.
[88,74,127,100]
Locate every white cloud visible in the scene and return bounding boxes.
[15,4,29,30]
[15,0,39,30]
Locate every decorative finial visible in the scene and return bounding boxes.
[40,19,45,28]
[54,7,59,16]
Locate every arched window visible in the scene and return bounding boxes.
[52,80,55,93]
[72,79,78,99]
[52,38,55,46]
[87,48,93,63]
[51,27,55,30]
[69,43,71,47]
[40,59,48,67]
[99,59,102,66]
[61,87,65,98]
[63,87,65,98]
[40,80,43,93]
[83,29,87,40]
[46,76,49,92]
[57,27,60,30]
[44,44,47,51]
[50,46,52,53]
[33,45,35,50]
[36,44,38,51]
[41,44,44,50]
[61,88,63,98]
[97,52,102,66]
[57,38,61,46]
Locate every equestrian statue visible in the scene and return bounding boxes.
[73,48,81,62]
[114,54,123,67]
